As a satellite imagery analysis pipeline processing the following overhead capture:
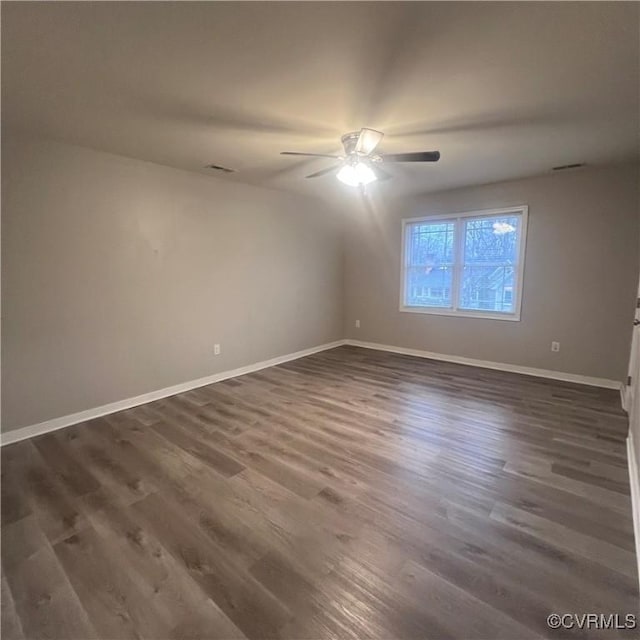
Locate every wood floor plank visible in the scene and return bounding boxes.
[490,501,637,580]
[503,458,633,513]
[3,520,97,640]
[131,492,293,639]
[52,421,158,506]
[440,501,639,613]
[53,524,174,640]
[7,441,91,544]
[1,443,32,526]
[31,434,101,497]
[78,498,247,639]
[148,418,245,478]
[2,514,50,576]
[315,474,637,630]
[550,462,631,494]
[1,575,25,640]
[208,431,326,499]
[1,345,636,639]
[397,559,541,639]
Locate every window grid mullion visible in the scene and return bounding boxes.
[451,218,464,312]
[461,261,519,268]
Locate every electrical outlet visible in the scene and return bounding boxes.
[551,341,560,352]
[214,343,221,356]
[355,320,360,328]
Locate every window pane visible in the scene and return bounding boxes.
[407,222,455,267]
[463,216,520,265]
[458,214,520,314]
[459,265,515,312]
[405,265,452,308]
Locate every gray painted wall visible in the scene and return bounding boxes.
[1,135,344,432]
[344,164,640,381]
[3,136,638,434]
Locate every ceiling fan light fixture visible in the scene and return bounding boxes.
[281,128,440,185]
[336,161,377,187]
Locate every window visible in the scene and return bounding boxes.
[401,206,528,320]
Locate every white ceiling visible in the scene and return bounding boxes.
[2,2,639,201]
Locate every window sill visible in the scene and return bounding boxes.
[399,305,521,322]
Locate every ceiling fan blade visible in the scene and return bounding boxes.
[355,128,384,155]
[305,165,342,179]
[382,151,440,162]
[281,151,342,159]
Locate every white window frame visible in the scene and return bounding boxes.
[400,205,528,321]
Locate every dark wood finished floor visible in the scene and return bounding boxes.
[2,346,638,639]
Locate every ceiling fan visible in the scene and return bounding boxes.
[280,128,440,186]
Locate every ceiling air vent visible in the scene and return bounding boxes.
[204,164,236,173]
[552,163,585,172]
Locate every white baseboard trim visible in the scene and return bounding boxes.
[0,339,347,447]
[622,384,630,413]
[2,337,623,447]
[627,433,640,591]
[345,339,622,390]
